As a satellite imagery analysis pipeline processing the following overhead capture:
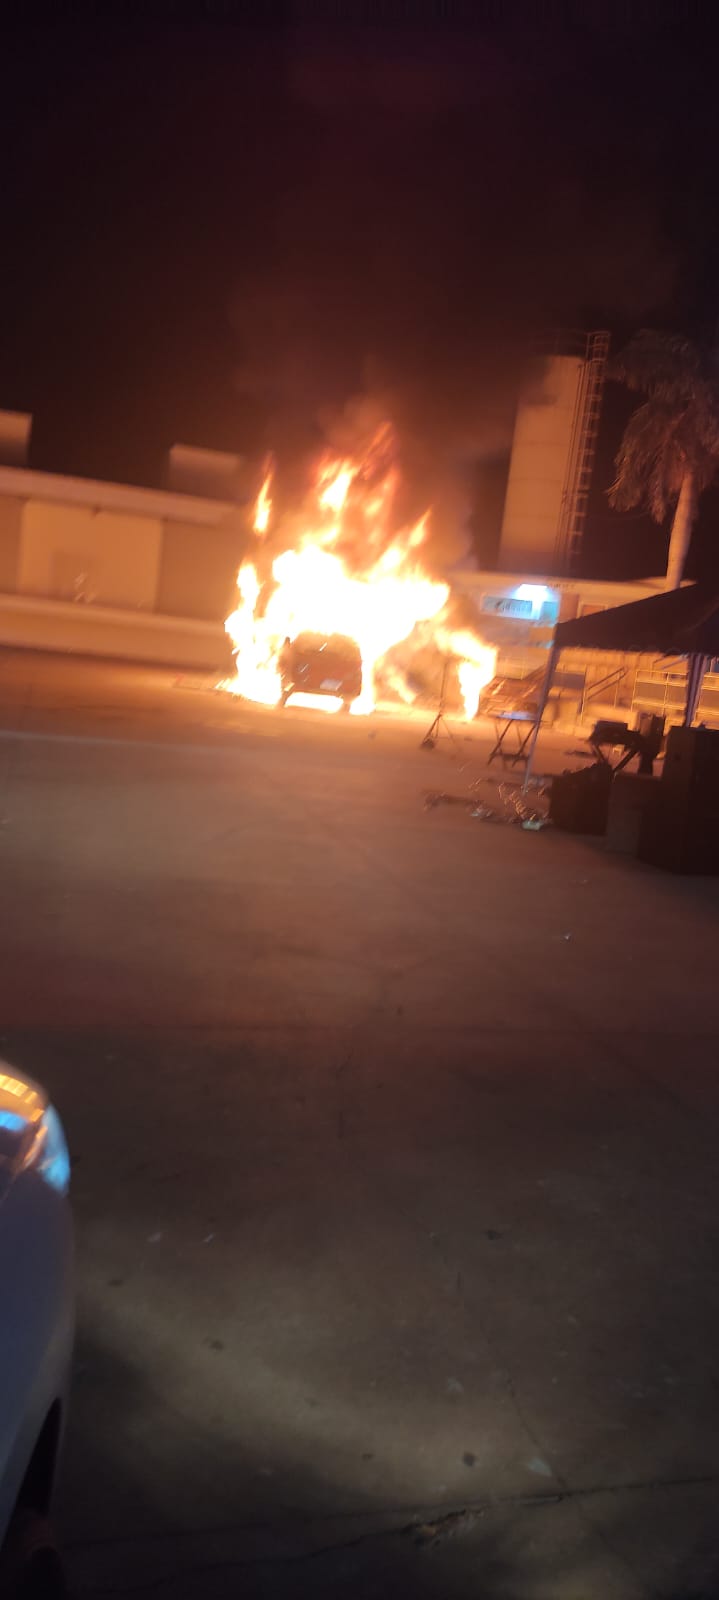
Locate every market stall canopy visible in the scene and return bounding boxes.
[554,582,719,657]
[522,582,719,789]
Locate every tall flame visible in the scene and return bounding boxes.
[225,426,496,718]
[436,628,498,719]
[253,459,273,536]
[318,462,353,516]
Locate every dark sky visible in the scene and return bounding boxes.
[2,8,719,576]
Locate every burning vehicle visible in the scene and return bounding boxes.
[222,424,496,717]
[278,632,362,711]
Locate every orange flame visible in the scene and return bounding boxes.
[436,628,497,719]
[318,462,353,516]
[253,460,273,536]
[225,426,495,718]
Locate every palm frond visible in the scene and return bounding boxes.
[692,385,719,458]
[609,329,700,401]
[609,327,719,522]
[609,400,678,521]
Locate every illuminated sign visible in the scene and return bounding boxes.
[480,594,533,619]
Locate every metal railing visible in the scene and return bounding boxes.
[579,664,626,719]
[631,658,719,728]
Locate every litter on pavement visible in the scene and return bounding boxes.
[424,775,551,828]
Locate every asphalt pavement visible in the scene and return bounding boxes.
[0,650,718,1598]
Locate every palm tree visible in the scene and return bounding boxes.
[609,329,719,588]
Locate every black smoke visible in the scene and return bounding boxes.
[1,11,717,574]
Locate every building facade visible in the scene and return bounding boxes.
[498,332,610,575]
[0,415,248,669]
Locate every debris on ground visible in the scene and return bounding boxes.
[424,775,551,827]
[424,791,473,810]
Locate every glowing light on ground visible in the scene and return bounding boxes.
[284,693,344,714]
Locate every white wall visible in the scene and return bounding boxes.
[499,355,584,573]
[18,501,162,609]
[0,591,229,670]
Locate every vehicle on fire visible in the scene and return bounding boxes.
[278,632,363,710]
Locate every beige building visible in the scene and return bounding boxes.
[0,414,247,669]
[453,567,719,729]
[2,402,714,727]
[454,566,664,665]
[499,332,610,574]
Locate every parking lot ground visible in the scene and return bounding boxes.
[0,650,718,1597]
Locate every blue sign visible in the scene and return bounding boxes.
[480,594,534,620]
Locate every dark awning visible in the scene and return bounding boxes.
[554,583,719,657]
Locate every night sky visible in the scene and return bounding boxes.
[2,9,719,579]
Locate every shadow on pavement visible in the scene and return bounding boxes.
[1,1015,717,1598]
[59,1324,719,1600]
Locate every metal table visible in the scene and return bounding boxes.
[588,729,658,776]
[488,711,539,767]
[589,735,640,773]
